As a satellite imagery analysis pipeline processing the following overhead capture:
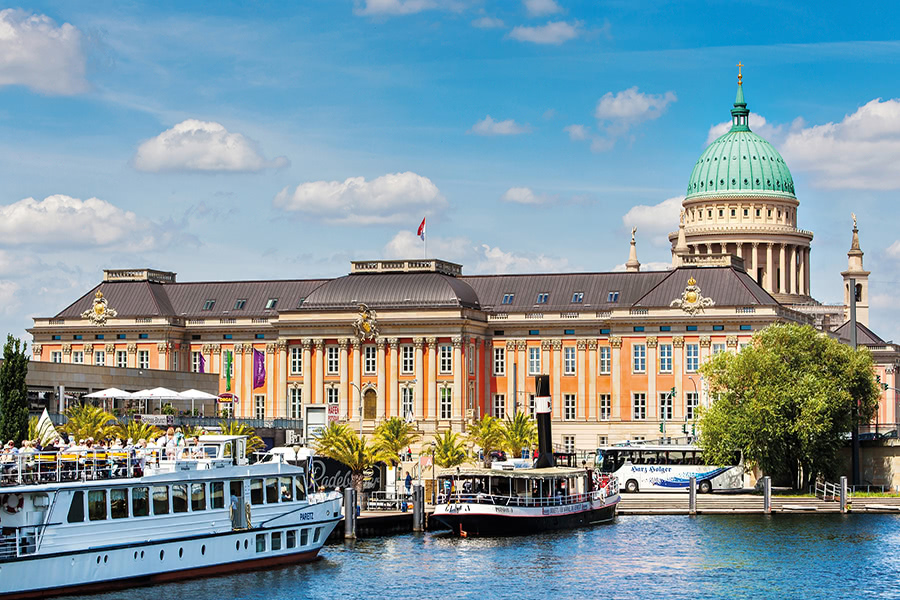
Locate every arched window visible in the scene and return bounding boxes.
[855,284,863,303]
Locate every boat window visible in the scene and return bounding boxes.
[67,491,85,523]
[265,478,279,504]
[133,487,150,517]
[294,475,306,501]
[313,527,322,543]
[172,485,188,513]
[210,482,225,509]
[280,477,293,502]
[88,489,107,521]
[300,528,309,546]
[201,445,219,459]
[287,530,297,549]
[191,483,206,511]
[110,488,129,519]
[272,531,282,551]
[223,442,233,458]
[255,533,266,553]
[153,486,170,515]
[250,479,264,505]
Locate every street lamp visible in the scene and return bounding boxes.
[349,382,363,435]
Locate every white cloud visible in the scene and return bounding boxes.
[543,109,556,120]
[469,115,531,136]
[612,261,672,272]
[133,120,289,173]
[871,293,895,309]
[475,244,568,274]
[583,87,676,151]
[780,98,900,190]
[472,16,505,28]
[0,195,151,248]
[354,0,461,15]
[383,230,470,263]
[0,280,20,315]
[622,196,684,246]
[886,240,900,259]
[704,112,802,146]
[564,124,588,140]
[501,187,552,205]
[508,21,581,45]
[0,9,88,95]
[523,0,563,17]
[274,172,445,225]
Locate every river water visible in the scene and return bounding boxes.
[60,514,900,600]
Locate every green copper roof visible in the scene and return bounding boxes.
[686,83,795,200]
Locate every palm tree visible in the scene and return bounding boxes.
[374,417,420,465]
[502,411,537,458]
[312,421,351,456]
[180,424,207,439]
[428,430,467,468]
[61,405,118,441]
[218,421,265,456]
[114,420,162,443]
[314,430,392,494]
[467,415,505,468]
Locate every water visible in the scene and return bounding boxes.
[59,515,900,600]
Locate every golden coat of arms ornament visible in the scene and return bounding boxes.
[81,290,117,325]
[670,277,715,315]
[353,303,379,341]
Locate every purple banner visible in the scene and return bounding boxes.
[252,348,266,389]
[199,353,206,374]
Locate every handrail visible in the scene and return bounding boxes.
[437,478,618,508]
[813,480,844,502]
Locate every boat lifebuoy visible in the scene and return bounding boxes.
[2,493,23,514]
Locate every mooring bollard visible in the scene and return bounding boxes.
[689,476,697,515]
[344,488,357,539]
[412,484,424,532]
[763,476,771,514]
[840,476,848,513]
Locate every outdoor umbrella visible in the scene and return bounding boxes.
[178,389,218,415]
[83,388,133,413]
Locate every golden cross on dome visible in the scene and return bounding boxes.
[737,62,744,85]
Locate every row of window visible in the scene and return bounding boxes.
[255,527,323,554]
[500,291,616,305]
[52,334,139,341]
[201,298,283,311]
[51,349,147,368]
[489,392,701,421]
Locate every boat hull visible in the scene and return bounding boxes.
[432,496,619,536]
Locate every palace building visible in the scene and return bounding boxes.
[28,77,899,448]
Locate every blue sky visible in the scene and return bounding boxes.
[3,0,900,342]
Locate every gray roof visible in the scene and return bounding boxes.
[833,321,889,346]
[298,273,481,310]
[633,267,778,308]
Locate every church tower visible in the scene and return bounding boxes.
[842,215,870,327]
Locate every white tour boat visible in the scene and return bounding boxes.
[0,435,341,599]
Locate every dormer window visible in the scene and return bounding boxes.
[234,299,247,310]
[571,292,584,303]
[536,293,549,304]
[202,299,216,311]
[265,298,278,310]
[607,291,620,303]
[296,297,306,308]
[501,293,515,305]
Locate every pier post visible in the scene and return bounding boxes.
[413,484,425,532]
[840,476,848,514]
[763,476,771,514]
[689,477,696,515]
[344,488,357,539]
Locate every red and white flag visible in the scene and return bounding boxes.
[417,216,426,241]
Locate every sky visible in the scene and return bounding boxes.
[3,0,900,342]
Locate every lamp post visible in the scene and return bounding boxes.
[687,376,699,440]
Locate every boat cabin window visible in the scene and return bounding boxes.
[200,445,219,459]
[223,442,233,458]
[67,491,85,523]
[191,483,206,511]
[211,482,225,509]
[111,488,128,519]
[280,477,293,502]
[294,475,306,501]
[272,531,282,551]
[300,528,309,545]
[287,530,297,548]
[133,487,150,517]
[153,486,170,515]
[88,490,107,521]
[265,477,279,503]
[251,479,264,505]
[173,484,188,513]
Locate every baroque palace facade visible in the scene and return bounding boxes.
[28,78,899,449]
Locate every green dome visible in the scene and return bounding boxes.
[686,84,795,200]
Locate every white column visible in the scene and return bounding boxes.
[751,242,760,282]
[779,244,787,294]
[266,345,275,418]
[804,247,811,296]
[789,245,798,295]
[302,340,311,407]
[587,340,597,421]
[647,337,658,422]
[516,341,526,415]
[351,339,361,420]
[388,338,399,418]
[376,338,386,419]
[506,341,516,418]
[453,337,463,420]
[105,344,115,367]
[541,340,550,376]
[126,344,135,368]
[576,340,586,420]
[673,337,684,421]
[339,338,349,420]
[314,339,324,405]
[277,341,287,418]
[427,338,437,420]
[414,338,424,420]
[610,337,622,420]
[766,243,774,292]
[552,340,562,420]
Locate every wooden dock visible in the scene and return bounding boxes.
[618,493,900,515]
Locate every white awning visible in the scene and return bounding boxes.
[83,387,133,399]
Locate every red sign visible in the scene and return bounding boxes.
[327,404,339,422]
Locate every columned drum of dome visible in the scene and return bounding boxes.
[670,75,813,304]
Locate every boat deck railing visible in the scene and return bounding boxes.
[0,526,40,560]
[0,448,235,487]
[437,478,618,508]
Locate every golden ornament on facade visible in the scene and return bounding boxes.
[670,277,715,315]
[81,290,117,326]
[353,303,379,341]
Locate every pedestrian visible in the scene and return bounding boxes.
[405,472,412,494]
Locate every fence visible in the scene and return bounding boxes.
[32,413,304,432]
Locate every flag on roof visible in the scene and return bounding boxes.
[417,216,426,241]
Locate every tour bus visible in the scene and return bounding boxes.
[596,444,743,493]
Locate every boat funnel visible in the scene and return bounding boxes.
[534,375,554,468]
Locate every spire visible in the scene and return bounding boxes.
[847,213,864,271]
[730,62,750,132]
[672,210,689,267]
[626,227,641,272]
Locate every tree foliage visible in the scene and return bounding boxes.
[312,421,351,456]
[429,430,467,469]
[313,429,392,494]
[502,411,537,457]
[0,335,29,444]
[114,420,163,443]
[61,405,118,441]
[218,421,265,455]
[374,417,420,464]
[467,415,505,468]
[698,323,880,489]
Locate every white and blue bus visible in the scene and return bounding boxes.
[597,444,743,493]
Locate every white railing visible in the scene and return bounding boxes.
[437,477,618,508]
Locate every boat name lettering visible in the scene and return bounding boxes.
[494,506,514,514]
[541,503,588,516]
[297,512,314,521]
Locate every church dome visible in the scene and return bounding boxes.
[686,83,795,201]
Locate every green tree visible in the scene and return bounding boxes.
[61,405,118,441]
[312,421,351,455]
[218,421,265,456]
[114,420,163,443]
[699,323,880,489]
[467,415,505,468]
[0,335,29,444]
[502,411,537,458]
[314,430,392,494]
[374,417,420,464]
[429,430,467,468]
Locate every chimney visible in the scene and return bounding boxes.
[534,375,555,468]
